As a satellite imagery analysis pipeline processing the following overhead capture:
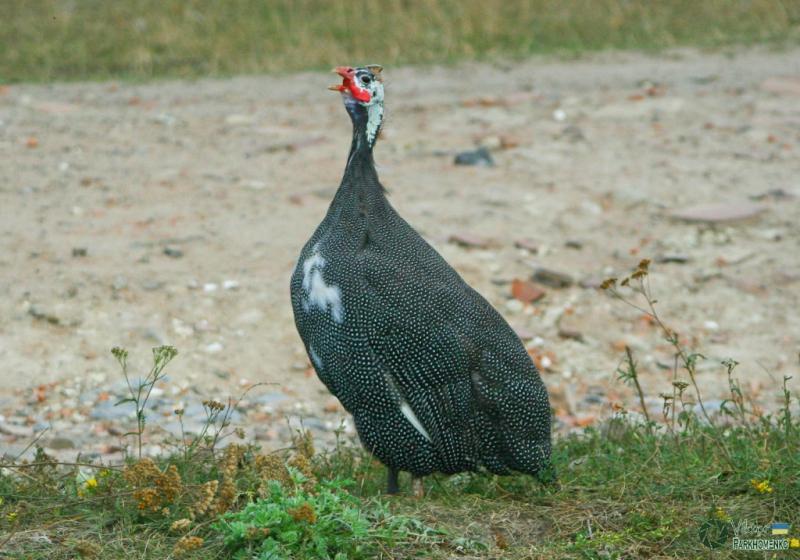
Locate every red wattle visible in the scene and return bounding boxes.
[346,81,371,103]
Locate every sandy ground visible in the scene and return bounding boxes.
[1,48,799,456]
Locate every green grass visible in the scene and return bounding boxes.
[2,414,799,558]
[1,0,799,83]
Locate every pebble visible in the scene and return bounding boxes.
[668,202,766,223]
[558,328,584,342]
[235,309,264,325]
[761,76,800,96]
[0,422,34,437]
[163,246,184,258]
[71,247,88,257]
[514,238,539,253]
[28,305,61,325]
[112,275,129,290]
[44,436,76,450]
[254,392,290,405]
[531,267,574,289]
[560,124,585,142]
[510,279,546,304]
[454,147,494,167]
[656,254,690,264]
[448,232,491,249]
[90,401,135,421]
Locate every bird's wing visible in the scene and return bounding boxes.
[359,246,551,475]
[359,250,505,469]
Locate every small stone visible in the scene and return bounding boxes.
[90,401,135,421]
[552,108,567,122]
[222,280,240,290]
[454,147,494,167]
[513,326,536,340]
[28,305,61,325]
[112,276,128,290]
[514,238,539,253]
[163,246,184,258]
[44,437,76,450]
[531,268,573,289]
[560,124,585,142]
[203,283,218,293]
[656,254,690,264]
[225,114,256,125]
[565,240,583,249]
[0,422,34,437]
[243,180,267,190]
[205,342,223,353]
[761,76,800,96]
[480,135,502,150]
[142,280,165,291]
[510,279,546,304]
[71,247,88,257]
[668,202,766,223]
[323,400,343,413]
[234,309,264,326]
[558,328,584,342]
[448,232,490,249]
[749,188,794,201]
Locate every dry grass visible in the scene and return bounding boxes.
[1,0,799,83]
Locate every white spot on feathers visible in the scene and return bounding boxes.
[302,245,344,323]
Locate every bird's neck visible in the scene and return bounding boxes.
[346,100,383,157]
[333,101,386,208]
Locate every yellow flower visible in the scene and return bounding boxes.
[714,508,731,522]
[85,477,98,490]
[749,479,773,494]
[6,512,17,522]
[790,538,799,549]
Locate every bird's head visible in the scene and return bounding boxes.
[329,64,385,147]
[329,64,384,107]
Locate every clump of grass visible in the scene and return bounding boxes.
[1,0,799,83]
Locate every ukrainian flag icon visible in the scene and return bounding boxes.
[772,522,790,535]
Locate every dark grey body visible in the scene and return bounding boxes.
[290,93,552,481]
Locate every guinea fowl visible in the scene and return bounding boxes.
[290,65,553,495]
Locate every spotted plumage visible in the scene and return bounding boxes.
[290,65,553,493]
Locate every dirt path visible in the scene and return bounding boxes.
[1,47,799,458]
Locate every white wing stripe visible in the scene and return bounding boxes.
[400,400,431,441]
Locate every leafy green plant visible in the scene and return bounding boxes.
[214,469,437,559]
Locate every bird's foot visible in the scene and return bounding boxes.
[411,477,424,498]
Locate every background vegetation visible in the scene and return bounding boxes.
[1,0,799,83]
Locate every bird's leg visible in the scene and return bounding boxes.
[411,476,424,498]
[386,468,400,495]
